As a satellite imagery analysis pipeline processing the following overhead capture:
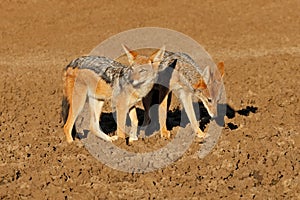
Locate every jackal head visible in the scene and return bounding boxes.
[122,45,165,89]
[194,62,225,118]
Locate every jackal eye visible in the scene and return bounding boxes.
[207,98,212,103]
[150,60,158,65]
[139,68,147,73]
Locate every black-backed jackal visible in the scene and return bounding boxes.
[62,46,165,143]
[141,51,225,139]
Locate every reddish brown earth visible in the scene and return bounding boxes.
[0,0,299,199]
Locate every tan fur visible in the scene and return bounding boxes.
[64,67,78,103]
[193,78,208,90]
[114,47,165,140]
[217,61,225,77]
[95,79,113,98]
[152,69,223,138]
[133,49,225,139]
[62,47,165,143]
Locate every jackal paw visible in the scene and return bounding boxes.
[110,135,119,141]
[160,129,170,139]
[65,135,74,144]
[129,135,138,143]
[66,137,74,144]
[117,131,126,139]
[196,129,206,139]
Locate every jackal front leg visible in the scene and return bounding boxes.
[128,107,138,142]
[159,93,170,139]
[116,103,128,139]
[178,90,205,138]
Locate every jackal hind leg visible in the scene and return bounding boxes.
[178,90,205,138]
[89,98,116,142]
[63,87,87,143]
[128,107,139,142]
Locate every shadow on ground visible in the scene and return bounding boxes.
[82,103,258,139]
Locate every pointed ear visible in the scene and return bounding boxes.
[122,44,137,65]
[150,46,165,63]
[217,61,225,77]
[199,78,207,89]
[202,66,211,84]
[193,78,207,90]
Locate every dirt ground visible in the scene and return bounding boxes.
[0,0,299,199]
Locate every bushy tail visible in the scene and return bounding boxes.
[61,95,69,124]
[61,68,69,125]
[61,68,77,138]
